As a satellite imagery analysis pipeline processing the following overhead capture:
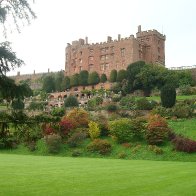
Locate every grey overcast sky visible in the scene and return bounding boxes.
[4,0,196,75]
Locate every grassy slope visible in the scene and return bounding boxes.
[146,95,196,102]
[168,118,196,140]
[0,154,196,196]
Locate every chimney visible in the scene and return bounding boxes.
[118,34,121,41]
[48,68,50,73]
[107,36,112,42]
[85,37,88,44]
[33,70,35,75]
[138,25,141,33]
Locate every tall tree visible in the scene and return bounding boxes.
[117,69,127,82]
[100,73,107,83]
[70,73,79,87]
[55,71,64,92]
[62,76,70,90]
[79,70,89,86]
[88,71,100,85]
[42,75,56,93]
[109,69,117,83]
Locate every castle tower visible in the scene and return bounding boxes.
[136,25,166,65]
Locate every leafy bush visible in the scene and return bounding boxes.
[42,123,56,135]
[117,151,127,159]
[179,85,193,95]
[72,149,82,157]
[148,145,163,154]
[64,95,79,107]
[161,84,176,108]
[109,69,117,82]
[146,114,170,145]
[67,131,86,147]
[112,94,122,102]
[59,118,74,138]
[87,139,112,155]
[88,121,100,140]
[67,108,89,128]
[87,97,103,110]
[28,101,46,111]
[109,118,133,143]
[172,103,193,118]
[106,104,118,112]
[100,73,107,83]
[136,98,157,110]
[152,106,172,118]
[172,135,196,153]
[45,134,62,153]
[119,95,136,110]
[50,107,65,117]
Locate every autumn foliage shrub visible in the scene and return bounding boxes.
[87,139,112,155]
[172,135,196,153]
[146,114,170,145]
[67,108,89,128]
[42,123,55,135]
[88,121,100,140]
[59,118,74,138]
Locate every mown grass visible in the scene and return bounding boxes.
[0,154,195,196]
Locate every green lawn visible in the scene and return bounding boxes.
[169,118,196,140]
[0,154,196,196]
[146,95,196,102]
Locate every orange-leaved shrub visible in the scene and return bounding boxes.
[146,114,170,145]
[87,139,112,155]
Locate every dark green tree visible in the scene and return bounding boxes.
[11,98,24,110]
[117,69,127,82]
[88,71,100,85]
[64,95,79,107]
[62,76,70,90]
[109,69,117,82]
[42,75,56,93]
[126,61,145,92]
[55,71,64,92]
[161,84,176,108]
[100,73,107,83]
[70,73,79,87]
[79,70,89,86]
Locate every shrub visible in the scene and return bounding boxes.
[88,71,100,85]
[88,121,100,140]
[67,108,89,128]
[152,106,172,118]
[136,98,156,110]
[119,95,136,110]
[130,117,147,140]
[118,151,127,159]
[117,70,127,82]
[172,103,193,118]
[122,143,132,148]
[148,145,163,154]
[172,135,196,153]
[59,118,74,138]
[161,84,176,108]
[146,114,170,145]
[109,118,133,143]
[72,149,82,157]
[112,94,122,102]
[45,134,62,153]
[64,95,79,107]
[28,101,46,111]
[106,104,118,112]
[179,85,193,95]
[67,131,86,147]
[87,139,112,155]
[51,107,65,117]
[42,123,56,135]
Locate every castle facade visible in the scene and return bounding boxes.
[65,25,166,77]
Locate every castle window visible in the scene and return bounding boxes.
[100,55,105,61]
[105,47,109,53]
[101,48,105,53]
[79,66,82,71]
[89,56,94,61]
[80,51,82,55]
[111,46,114,52]
[79,59,82,63]
[88,64,94,72]
[89,49,94,54]
[121,48,125,57]
[100,64,105,71]
[146,38,149,41]
[105,55,109,60]
[105,63,109,70]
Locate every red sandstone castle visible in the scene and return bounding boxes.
[65,25,166,77]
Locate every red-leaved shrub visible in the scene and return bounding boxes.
[42,123,55,135]
[172,135,196,153]
[59,118,74,138]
